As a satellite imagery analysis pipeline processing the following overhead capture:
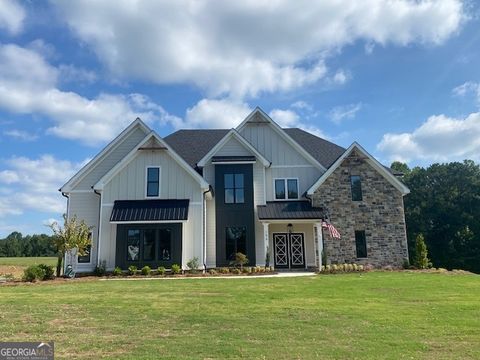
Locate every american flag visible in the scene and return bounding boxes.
[322,221,341,239]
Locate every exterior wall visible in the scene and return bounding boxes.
[98,149,204,270]
[215,137,252,157]
[73,126,148,190]
[265,166,321,201]
[268,223,316,267]
[67,192,100,272]
[203,164,216,267]
[312,149,408,268]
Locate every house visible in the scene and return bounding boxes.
[60,107,410,272]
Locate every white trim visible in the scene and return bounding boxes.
[197,129,271,167]
[61,118,150,192]
[270,164,315,169]
[145,166,161,199]
[65,190,95,194]
[236,107,326,171]
[262,166,267,205]
[110,220,187,224]
[102,203,114,207]
[211,161,256,165]
[189,202,203,206]
[94,131,209,191]
[306,142,410,196]
[96,192,103,267]
[259,219,321,224]
[273,178,300,201]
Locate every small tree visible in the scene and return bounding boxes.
[414,234,431,269]
[49,214,93,277]
[231,252,249,270]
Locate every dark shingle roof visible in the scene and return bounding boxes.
[164,128,345,169]
[110,199,189,222]
[257,201,325,220]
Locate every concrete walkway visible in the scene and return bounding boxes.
[100,271,316,281]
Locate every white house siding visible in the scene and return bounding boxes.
[239,123,311,166]
[98,149,204,270]
[253,162,267,265]
[268,223,316,268]
[203,164,216,267]
[73,126,148,191]
[67,192,100,272]
[215,137,253,157]
[265,166,322,201]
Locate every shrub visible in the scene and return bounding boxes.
[414,234,432,269]
[186,257,200,272]
[23,265,45,282]
[141,266,151,276]
[325,265,331,273]
[241,267,249,274]
[208,269,217,275]
[231,268,241,275]
[171,264,181,274]
[230,252,249,269]
[38,264,55,280]
[352,263,358,272]
[219,267,230,274]
[0,273,14,282]
[128,265,137,276]
[358,264,364,271]
[94,261,106,276]
[112,267,123,276]
[157,266,166,276]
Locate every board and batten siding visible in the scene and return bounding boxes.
[98,149,205,270]
[265,166,322,202]
[73,126,148,190]
[67,192,100,272]
[203,164,216,267]
[214,137,253,157]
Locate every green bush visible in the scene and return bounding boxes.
[38,264,55,280]
[23,265,45,282]
[219,267,230,274]
[230,252,249,269]
[231,268,241,275]
[171,264,181,274]
[112,267,123,276]
[414,234,432,269]
[241,267,249,274]
[157,266,166,275]
[141,266,151,276]
[208,269,217,275]
[186,257,200,272]
[128,265,137,276]
[93,261,106,276]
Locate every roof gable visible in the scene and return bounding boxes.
[94,132,209,191]
[306,142,410,196]
[60,118,150,192]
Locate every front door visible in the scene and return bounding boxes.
[273,233,305,269]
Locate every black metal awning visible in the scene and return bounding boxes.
[110,199,189,222]
[257,201,325,220]
[211,155,256,163]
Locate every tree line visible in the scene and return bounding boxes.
[0,232,57,257]
[391,160,480,274]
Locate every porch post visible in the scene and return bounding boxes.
[315,222,323,270]
[263,222,269,267]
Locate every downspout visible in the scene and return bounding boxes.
[202,185,213,272]
[93,187,102,266]
[59,190,69,275]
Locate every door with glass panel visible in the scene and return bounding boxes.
[273,233,305,269]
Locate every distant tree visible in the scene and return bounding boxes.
[390,161,410,175]
[3,232,23,257]
[414,234,431,269]
[48,214,93,277]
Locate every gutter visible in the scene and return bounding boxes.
[92,187,102,267]
[202,186,213,272]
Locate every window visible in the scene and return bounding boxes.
[78,232,92,263]
[350,175,363,201]
[142,229,156,261]
[225,227,247,261]
[274,178,298,200]
[127,229,140,261]
[158,229,172,260]
[146,167,160,197]
[224,173,244,204]
[355,230,367,258]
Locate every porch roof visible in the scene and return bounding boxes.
[110,199,189,223]
[257,201,325,221]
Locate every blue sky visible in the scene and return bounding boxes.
[0,0,479,236]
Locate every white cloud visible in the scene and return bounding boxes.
[3,129,38,141]
[58,64,97,84]
[0,43,182,145]
[269,108,327,138]
[377,112,480,163]
[332,70,349,85]
[329,103,362,124]
[183,98,252,129]
[0,155,86,217]
[0,0,25,35]
[452,81,480,103]
[52,0,465,99]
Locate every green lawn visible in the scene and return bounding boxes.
[0,272,479,359]
[0,257,57,267]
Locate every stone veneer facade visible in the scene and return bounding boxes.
[312,149,408,268]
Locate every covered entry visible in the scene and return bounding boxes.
[273,232,305,269]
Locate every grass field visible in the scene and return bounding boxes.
[0,272,479,359]
[0,257,57,278]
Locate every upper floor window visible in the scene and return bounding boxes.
[224,173,244,204]
[274,178,298,200]
[350,175,363,201]
[355,230,367,258]
[78,232,92,263]
[146,167,160,197]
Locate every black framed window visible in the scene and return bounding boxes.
[78,232,92,263]
[127,229,140,261]
[350,175,363,201]
[225,226,246,261]
[159,229,172,260]
[355,230,367,258]
[224,173,244,204]
[142,229,156,261]
[275,179,298,200]
[146,167,160,197]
